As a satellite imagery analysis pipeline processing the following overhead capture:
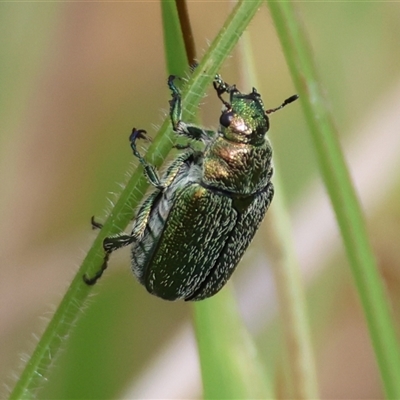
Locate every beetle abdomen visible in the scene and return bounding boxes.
[138,183,237,300]
[186,182,274,300]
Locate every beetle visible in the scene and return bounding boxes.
[84,75,298,301]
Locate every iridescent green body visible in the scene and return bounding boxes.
[85,75,298,301]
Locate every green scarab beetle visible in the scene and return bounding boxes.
[84,75,298,301]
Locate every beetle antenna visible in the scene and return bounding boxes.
[266,94,299,114]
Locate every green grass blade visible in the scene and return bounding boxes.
[268,171,319,399]
[9,1,264,398]
[194,287,272,399]
[161,0,188,76]
[267,1,400,398]
[238,30,319,398]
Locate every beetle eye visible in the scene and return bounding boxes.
[220,111,234,128]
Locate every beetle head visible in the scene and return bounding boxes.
[223,88,270,144]
[217,86,269,145]
[216,84,299,145]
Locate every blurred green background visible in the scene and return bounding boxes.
[1,2,400,399]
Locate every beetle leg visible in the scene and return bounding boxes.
[83,151,194,286]
[91,216,103,230]
[83,252,110,285]
[162,150,197,188]
[168,75,215,143]
[213,75,231,108]
[213,74,240,109]
[103,233,136,253]
[213,74,238,95]
[129,150,195,242]
[173,143,194,151]
[173,121,215,144]
[129,128,164,190]
[84,227,144,285]
[168,75,182,126]
[83,233,136,285]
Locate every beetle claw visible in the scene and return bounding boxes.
[129,128,150,144]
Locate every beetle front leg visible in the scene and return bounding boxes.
[168,75,215,143]
[213,74,240,109]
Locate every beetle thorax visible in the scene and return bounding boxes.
[202,136,273,196]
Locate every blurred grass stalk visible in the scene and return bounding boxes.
[238,28,319,399]
[267,1,400,398]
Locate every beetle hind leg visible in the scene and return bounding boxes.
[91,216,103,230]
[103,233,136,253]
[83,252,110,285]
[83,233,137,285]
